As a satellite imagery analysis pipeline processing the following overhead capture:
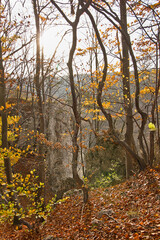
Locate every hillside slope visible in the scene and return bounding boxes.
[0,167,160,239]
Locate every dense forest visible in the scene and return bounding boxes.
[0,0,160,239]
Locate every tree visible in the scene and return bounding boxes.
[32,0,45,137]
[1,0,160,212]
[32,0,45,204]
[120,0,134,178]
[0,8,12,184]
[50,0,93,203]
[89,0,152,170]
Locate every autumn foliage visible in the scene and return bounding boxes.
[0,167,160,239]
[0,0,160,239]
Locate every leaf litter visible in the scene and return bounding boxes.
[0,167,160,239]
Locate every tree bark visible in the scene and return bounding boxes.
[32,0,45,203]
[120,0,134,178]
[67,20,88,204]
[85,9,114,132]
[0,37,13,184]
[32,0,45,136]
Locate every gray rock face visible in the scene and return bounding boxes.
[46,103,76,198]
[15,101,83,198]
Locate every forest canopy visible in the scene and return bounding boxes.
[0,0,160,237]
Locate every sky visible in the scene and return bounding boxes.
[8,0,160,73]
[10,0,66,57]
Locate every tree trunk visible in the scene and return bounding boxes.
[120,0,134,178]
[32,0,45,203]
[0,37,13,184]
[67,22,88,203]
[32,0,45,136]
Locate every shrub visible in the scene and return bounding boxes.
[0,170,55,224]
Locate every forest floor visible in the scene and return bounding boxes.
[0,167,160,240]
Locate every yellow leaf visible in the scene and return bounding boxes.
[39,15,46,22]
[148,122,156,131]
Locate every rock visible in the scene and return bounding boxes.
[97,209,114,218]
[43,236,54,240]
[46,103,83,198]
[63,188,83,198]
[91,218,103,226]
